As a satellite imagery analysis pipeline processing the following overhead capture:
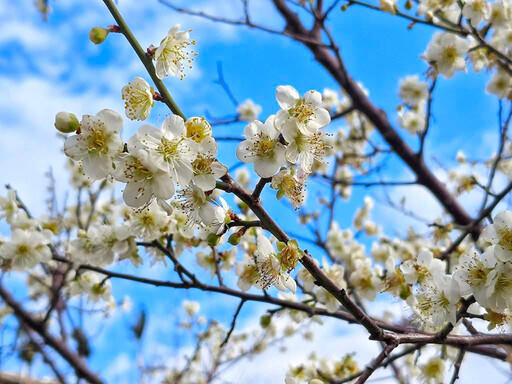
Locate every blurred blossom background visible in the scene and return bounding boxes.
[0,0,509,382]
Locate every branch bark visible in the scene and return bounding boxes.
[0,284,103,384]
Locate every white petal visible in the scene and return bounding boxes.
[155,58,169,79]
[257,235,274,256]
[162,115,186,138]
[97,109,123,134]
[193,174,216,191]
[304,90,322,107]
[152,173,175,200]
[276,85,300,110]
[312,107,331,128]
[236,141,257,163]
[63,135,87,160]
[82,154,112,180]
[123,181,152,207]
[254,157,281,178]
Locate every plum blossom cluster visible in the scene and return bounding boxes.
[9,2,512,381]
[236,85,332,207]
[61,108,229,230]
[377,0,512,104]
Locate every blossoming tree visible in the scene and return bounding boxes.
[5,0,512,382]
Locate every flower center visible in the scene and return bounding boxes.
[252,134,276,158]
[125,156,152,180]
[240,265,260,285]
[158,137,182,162]
[193,156,213,175]
[17,244,29,256]
[499,230,512,251]
[160,36,196,80]
[140,214,154,226]
[257,257,280,289]
[186,118,211,143]
[289,99,315,125]
[87,126,108,154]
[414,264,430,283]
[442,46,457,64]
[468,265,488,286]
[423,360,442,378]
[495,271,512,294]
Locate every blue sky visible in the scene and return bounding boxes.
[0,0,510,383]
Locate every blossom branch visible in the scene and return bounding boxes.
[102,0,185,119]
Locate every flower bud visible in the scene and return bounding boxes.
[228,232,241,246]
[89,27,109,45]
[260,315,271,328]
[206,233,221,247]
[54,112,79,133]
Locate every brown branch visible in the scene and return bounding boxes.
[252,177,272,199]
[211,246,225,287]
[217,174,388,341]
[354,342,398,384]
[270,0,478,239]
[219,299,246,348]
[0,283,103,384]
[449,348,466,384]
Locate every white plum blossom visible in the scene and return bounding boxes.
[205,197,231,235]
[130,201,170,241]
[419,357,445,384]
[64,109,124,180]
[399,75,428,106]
[321,88,339,110]
[121,77,154,121]
[237,99,262,121]
[177,184,216,226]
[69,224,132,266]
[154,24,196,80]
[398,107,426,134]
[275,85,331,135]
[271,167,307,209]
[462,0,491,27]
[0,190,18,224]
[197,247,236,277]
[481,210,512,261]
[380,0,397,14]
[454,248,496,307]
[353,196,374,231]
[490,0,512,26]
[485,261,512,311]
[70,271,112,303]
[134,115,197,186]
[236,115,286,178]
[414,275,461,326]
[317,260,346,313]
[191,137,227,191]
[235,254,260,291]
[467,36,489,72]
[486,71,511,98]
[114,136,174,208]
[400,249,445,285]
[254,235,296,293]
[183,300,200,317]
[185,117,212,143]
[281,124,329,174]
[0,229,52,270]
[349,257,383,301]
[423,33,469,78]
